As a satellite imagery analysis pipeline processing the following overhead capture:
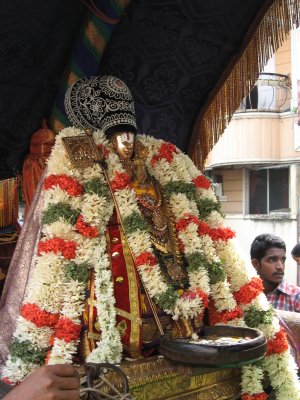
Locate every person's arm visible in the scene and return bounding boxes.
[2,364,80,400]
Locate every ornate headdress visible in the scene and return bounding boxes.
[64,75,137,136]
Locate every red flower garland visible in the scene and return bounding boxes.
[208,227,235,241]
[21,304,59,328]
[192,175,211,189]
[181,288,209,308]
[233,277,264,305]
[110,171,131,191]
[2,377,13,385]
[176,213,208,233]
[97,143,110,158]
[150,142,178,167]
[242,393,268,400]
[38,238,77,260]
[135,251,158,267]
[76,215,99,238]
[209,303,243,325]
[54,317,81,343]
[266,327,289,355]
[43,174,84,197]
[176,213,235,242]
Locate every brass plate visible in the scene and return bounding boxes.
[62,135,101,169]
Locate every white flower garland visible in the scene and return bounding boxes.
[3,129,300,400]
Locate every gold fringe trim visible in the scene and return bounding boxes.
[0,177,20,228]
[189,0,300,168]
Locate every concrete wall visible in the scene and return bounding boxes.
[220,169,243,214]
[275,33,291,76]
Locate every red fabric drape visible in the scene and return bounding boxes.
[22,119,55,216]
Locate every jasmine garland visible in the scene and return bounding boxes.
[2,129,300,400]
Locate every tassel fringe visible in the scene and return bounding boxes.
[189,0,300,168]
[0,177,20,228]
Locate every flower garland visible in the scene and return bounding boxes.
[140,136,243,326]
[140,134,300,399]
[211,240,299,399]
[2,128,120,383]
[2,129,300,399]
[103,136,239,322]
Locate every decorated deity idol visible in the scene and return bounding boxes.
[1,76,300,399]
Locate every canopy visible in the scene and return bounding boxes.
[0,0,299,179]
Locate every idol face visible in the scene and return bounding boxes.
[112,132,135,160]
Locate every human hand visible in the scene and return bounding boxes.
[3,364,80,400]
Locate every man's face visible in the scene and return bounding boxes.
[112,132,135,160]
[252,247,286,287]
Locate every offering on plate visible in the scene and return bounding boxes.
[159,325,267,368]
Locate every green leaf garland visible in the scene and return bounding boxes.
[163,181,197,201]
[123,212,149,234]
[244,306,274,328]
[207,262,226,284]
[195,198,222,220]
[186,252,207,272]
[10,340,46,365]
[42,202,80,226]
[65,261,90,283]
[156,286,179,310]
[84,178,110,199]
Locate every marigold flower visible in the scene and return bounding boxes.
[150,142,178,167]
[192,175,211,189]
[181,288,209,308]
[176,213,234,242]
[110,171,131,191]
[54,317,81,343]
[76,215,99,238]
[21,304,59,327]
[266,327,289,355]
[38,238,77,260]
[233,277,264,305]
[209,303,243,325]
[44,174,84,197]
[135,251,157,267]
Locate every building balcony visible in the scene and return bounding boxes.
[205,73,298,170]
[236,73,291,113]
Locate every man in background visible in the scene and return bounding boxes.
[250,233,300,368]
[250,233,300,312]
[291,243,300,287]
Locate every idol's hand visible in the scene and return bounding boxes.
[3,364,80,400]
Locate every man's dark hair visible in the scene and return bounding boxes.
[291,244,300,257]
[250,233,286,261]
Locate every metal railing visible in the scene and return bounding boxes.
[236,73,291,113]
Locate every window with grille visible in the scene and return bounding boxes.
[249,168,289,214]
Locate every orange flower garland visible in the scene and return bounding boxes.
[38,238,77,260]
[266,327,289,356]
[233,277,264,305]
[75,215,99,238]
[21,304,59,328]
[43,174,84,196]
